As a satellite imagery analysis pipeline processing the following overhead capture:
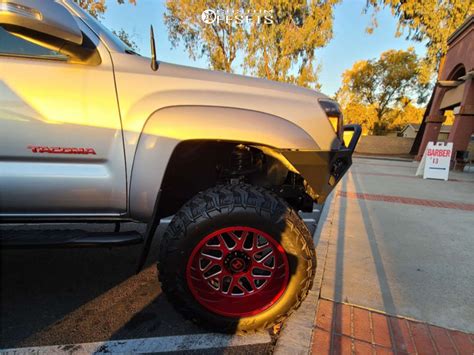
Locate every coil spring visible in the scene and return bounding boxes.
[230,144,252,173]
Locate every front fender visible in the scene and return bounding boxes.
[129,105,319,221]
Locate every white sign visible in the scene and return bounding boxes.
[416,142,453,181]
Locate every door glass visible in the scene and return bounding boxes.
[0,26,67,60]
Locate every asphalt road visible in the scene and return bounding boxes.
[0,212,319,352]
[0,223,203,348]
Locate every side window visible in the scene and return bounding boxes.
[0,26,68,61]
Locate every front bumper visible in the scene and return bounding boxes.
[282,124,362,203]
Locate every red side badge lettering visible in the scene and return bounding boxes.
[28,145,96,155]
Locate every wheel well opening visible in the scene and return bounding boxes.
[157,141,314,217]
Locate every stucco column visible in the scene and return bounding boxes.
[415,86,447,160]
[415,120,443,160]
[448,78,474,170]
[448,113,473,150]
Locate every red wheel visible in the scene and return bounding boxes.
[159,184,316,332]
[186,227,289,317]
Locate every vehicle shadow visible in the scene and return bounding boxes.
[0,223,199,348]
[0,212,317,349]
[0,245,132,347]
[105,210,319,349]
[330,172,405,350]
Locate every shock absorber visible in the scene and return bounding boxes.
[230,144,252,174]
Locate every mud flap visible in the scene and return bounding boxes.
[136,190,162,273]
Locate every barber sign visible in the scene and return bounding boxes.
[416,142,453,181]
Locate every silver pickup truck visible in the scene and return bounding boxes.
[0,0,360,333]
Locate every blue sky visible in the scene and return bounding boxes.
[101,0,427,97]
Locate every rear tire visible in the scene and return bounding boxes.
[158,183,316,333]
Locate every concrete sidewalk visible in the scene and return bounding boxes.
[277,157,474,354]
[319,158,474,334]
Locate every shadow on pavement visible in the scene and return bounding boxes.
[1,209,319,349]
[331,172,404,349]
[0,224,202,349]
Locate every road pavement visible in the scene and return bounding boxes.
[0,215,319,352]
[2,156,472,353]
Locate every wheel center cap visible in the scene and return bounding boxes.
[233,258,245,270]
[224,251,250,273]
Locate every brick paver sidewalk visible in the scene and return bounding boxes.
[311,298,474,354]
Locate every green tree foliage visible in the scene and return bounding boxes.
[112,29,138,51]
[244,0,340,88]
[336,48,428,135]
[365,0,473,79]
[164,1,246,72]
[164,0,340,88]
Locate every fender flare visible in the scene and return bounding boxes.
[129,105,319,221]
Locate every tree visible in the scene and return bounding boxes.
[387,103,424,131]
[244,0,340,88]
[164,0,340,88]
[336,99,379,135]
[74,0,136,18]
[337,97,424,135]
[164,1,247,72]
[365,0,473,79]
[112,29,138,51]
[74,0,138,51]
[443,110,456,125]
[336,48,429,134]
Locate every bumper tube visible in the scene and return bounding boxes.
[282,124,361,204]
[343,124,362,152]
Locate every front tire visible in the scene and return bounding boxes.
[158,184,316,333]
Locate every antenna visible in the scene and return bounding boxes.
[150,25,158,71]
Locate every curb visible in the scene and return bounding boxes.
[0,333,272,354]
[274,192,337,354]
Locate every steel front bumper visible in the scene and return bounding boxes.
[282,124,362,203]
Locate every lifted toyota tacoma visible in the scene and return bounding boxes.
[0,0,360,333]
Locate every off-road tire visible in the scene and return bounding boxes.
[158,183,316,333]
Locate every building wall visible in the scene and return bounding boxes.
[354,135,474,159]
[355,136,415,155]
[415,18,473,161]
